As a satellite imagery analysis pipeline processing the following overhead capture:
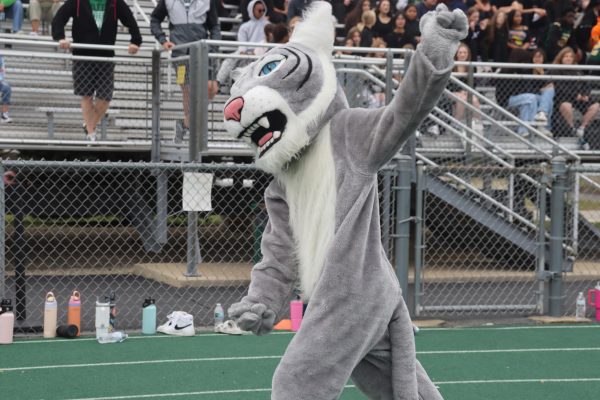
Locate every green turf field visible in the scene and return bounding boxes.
[1,325,599,399]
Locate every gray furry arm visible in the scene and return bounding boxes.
[333,49,452,173]
[243,180,298,320]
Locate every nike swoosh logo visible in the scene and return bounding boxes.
[174,324,192,330]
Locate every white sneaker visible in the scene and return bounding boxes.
[1,113,12,123]
[472,120,484,135]
[537,126,553,137]
[29,31,40,36]
[576,126,585,138]
[426,125,440,136]
[534,111,548,123]
[157,311,195,336]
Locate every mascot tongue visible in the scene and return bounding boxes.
[258,132,273,146]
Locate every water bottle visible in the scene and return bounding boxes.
[56,324,79,339]
[214,303,225,328]
[95,298,110,339]
[588,282,600,322]
[43,292,58,338]
[97,331,128,344]
[0,299,15,345]
[576,292,586,320]
[67,290,81,336]
[142,298,157,335]
[106,292,116,332]
[290,298,303,332]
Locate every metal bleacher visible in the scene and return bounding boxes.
[0,0,242,157]
[1,2,599,164]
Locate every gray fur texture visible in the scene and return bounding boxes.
[223,2,467,399]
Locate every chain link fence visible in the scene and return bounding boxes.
[415,164,546,316]
[0,160,398,334]
[415,161,600,318]
[563,165,600,318]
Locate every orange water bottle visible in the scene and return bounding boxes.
[43,292,57,338]
[67,291,81,336]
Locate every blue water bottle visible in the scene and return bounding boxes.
[142,298,156,335]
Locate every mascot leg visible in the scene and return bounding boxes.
[271,299,393,400]
[350,298,444,400]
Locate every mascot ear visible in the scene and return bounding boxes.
[289,1,335,55]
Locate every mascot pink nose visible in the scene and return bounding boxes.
[224,97,244,122]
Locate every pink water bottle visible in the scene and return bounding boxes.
[588,282,600,322]
[290,298,303,332]
[0,299,15,344]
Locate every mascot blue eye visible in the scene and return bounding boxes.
[259,60,281,76]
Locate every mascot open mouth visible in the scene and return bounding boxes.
[238,110,288,158]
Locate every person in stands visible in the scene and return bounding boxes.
[52,0,142,140]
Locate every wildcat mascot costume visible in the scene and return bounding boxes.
[223,2,467,399]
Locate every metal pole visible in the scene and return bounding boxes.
[548,157,566,316]
[185,44,204,276]
[382,170,391,257]
[536,164,548,314]
[385,49,393,105]
[189,41,210,161]
[199,41,210,155]
[413,161,425,316]
[189,44,201,162]
[0,163,5,300]
[394,156,412,302]
[151,49,161,163]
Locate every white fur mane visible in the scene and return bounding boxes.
[282,124,336,300]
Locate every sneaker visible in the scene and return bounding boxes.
[426,125,440,136]
[173,120,189,144]
[472,120,484,135]
[157,311,195,336]
[578,137,591,151]
[538,126,553,137]
[86,133,97,141]
[534,111,548,123]
[29,31,39,36]
[576,126,585,138]
[1,113,12,123]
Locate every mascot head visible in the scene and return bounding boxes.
[223,1,343,174]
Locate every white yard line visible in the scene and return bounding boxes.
[3,347,600,372]
[64,386,356,400]
[421,324,600,332]
[62,379,600,400]
[435,377,600,385]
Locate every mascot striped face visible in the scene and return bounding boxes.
[223,3,339,175]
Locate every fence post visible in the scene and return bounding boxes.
[151,49,161,163]
[401,51,415,158]
[536,164,549,314]
[382,169,391,257]
[413,161,425,316]
[0,162,4,300]
[548,157,566,316]
[394,156,412,303]
[189,41,209,161]
[385,49,393,105]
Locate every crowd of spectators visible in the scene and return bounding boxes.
[217,0,599,147]
[1,0,599,147]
